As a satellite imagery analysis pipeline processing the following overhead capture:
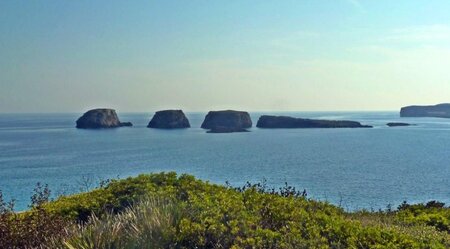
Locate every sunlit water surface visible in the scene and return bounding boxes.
[0,112,449,211]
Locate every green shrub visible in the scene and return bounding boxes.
[396,201,450,233]
[1,172,449,248]
[0,184,71,249]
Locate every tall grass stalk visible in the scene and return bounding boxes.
[56,196,180,249]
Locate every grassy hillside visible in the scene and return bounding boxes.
[1,172,449,248]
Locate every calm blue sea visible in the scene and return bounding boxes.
[0,112,449,211]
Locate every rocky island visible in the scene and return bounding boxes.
[147,110,190,129]
[76,108,132,129]
[400,103,450,118]
[201,110,252,133]
[256,115,372,128]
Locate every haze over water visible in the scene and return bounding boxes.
[1,112,449,211]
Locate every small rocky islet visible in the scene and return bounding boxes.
[76,108,132,129]
[147,110,190,129]
[201,110,252,133]
[386,122,413,127]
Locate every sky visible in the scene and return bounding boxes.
[1,0,450,113]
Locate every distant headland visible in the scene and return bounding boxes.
[400,103,450,118]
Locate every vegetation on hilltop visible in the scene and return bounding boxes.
[1,172,449,248]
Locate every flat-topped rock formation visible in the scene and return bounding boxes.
[256,115,372,128]
[400,103,450,118]
[386,122,412,127]
[201,110,252,133]
[147,110,190,129]
[76,109,132,129]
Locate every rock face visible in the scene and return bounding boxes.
[400,104,450,118]
[76,109,132,129]
[386,122,412,127]
[256,115,372,128]
[147,110,190,129]
[201,110,252,133]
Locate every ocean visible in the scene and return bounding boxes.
[0,112,449,211]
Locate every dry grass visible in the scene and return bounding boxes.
[53,196,180,249]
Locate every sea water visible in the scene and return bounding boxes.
[0,112,449,211]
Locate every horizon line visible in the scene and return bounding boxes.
[0,109,401,115]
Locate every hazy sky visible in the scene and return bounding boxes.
[1,0,450,112]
